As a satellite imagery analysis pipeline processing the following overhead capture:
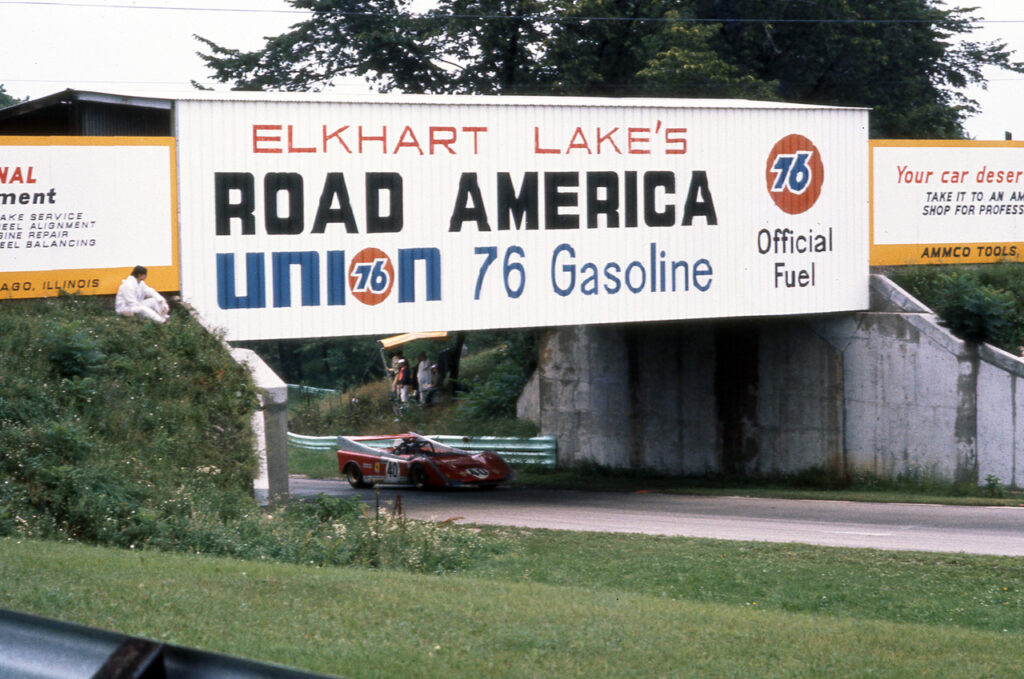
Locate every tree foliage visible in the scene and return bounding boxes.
[0,83,23,109]
[235,335,384,391]
[197,1,1022,138]
[196,0,447,93]
[544,1,776,98]
[428,0,555,94]
[891,264,1024,351]
[688,0,1022,137]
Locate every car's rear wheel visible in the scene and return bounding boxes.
[410,465,430,490]
[345,464,371,489]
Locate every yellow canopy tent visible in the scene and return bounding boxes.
[378,331,464,403]
[378,331,449,350]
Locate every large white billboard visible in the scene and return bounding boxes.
[175,95,868,340]
[0,137,178,298]
[871,140,1024,265]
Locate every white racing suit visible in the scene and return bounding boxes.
[115,275,169,323]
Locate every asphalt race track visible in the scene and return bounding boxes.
[290,477,1024,556]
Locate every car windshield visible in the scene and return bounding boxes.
[396,437,460,456]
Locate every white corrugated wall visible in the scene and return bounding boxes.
[173,95,868,341]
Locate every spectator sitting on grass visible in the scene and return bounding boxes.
[115,265,169,323]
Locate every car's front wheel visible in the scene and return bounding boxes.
[345,463,372,489]
[410,465,430,490]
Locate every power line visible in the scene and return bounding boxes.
[0,0,1018,25]
[11,71,1024,90]
[0,76,374,88]
[0,76,378,92]
[2,78,216,85]
[0,1,302,13]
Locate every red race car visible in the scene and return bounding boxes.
[337,433,515,490]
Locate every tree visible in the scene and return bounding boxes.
[635,20,778,100]
[0,84,23,108]
[541,0,684,95]
[542,0,775,98]
[234,336,385,390]
[684,0,1023,137]
[426,0,555,94]
[198,0,769,97]
[197,0,1022,138]
[196,0,449,93]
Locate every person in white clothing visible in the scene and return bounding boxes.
[115,265,169,323]
[416,352,434,404]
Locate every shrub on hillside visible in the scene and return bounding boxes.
[933,273,1018,345]
[455,333,536,420]
[891,265,1024,351]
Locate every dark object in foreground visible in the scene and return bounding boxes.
[0,608,334,679]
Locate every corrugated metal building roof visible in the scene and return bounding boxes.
[0,89,172,135]
[0,88,866,137]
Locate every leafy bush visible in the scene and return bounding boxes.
[983,474,1006,498]
[44,325,105,378]
[455,332,537,420]
[932,273,1019,345]
[891,265,1024,350]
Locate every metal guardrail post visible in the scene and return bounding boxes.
[91,638,166,679]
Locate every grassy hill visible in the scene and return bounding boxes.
[0,295,258,543]
[0,295,518,572]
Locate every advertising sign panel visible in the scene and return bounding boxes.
[871,140,1024,265]
[175,95,868,340]
[0,136,178,298]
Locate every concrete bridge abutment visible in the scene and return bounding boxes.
[518,275,1024,488]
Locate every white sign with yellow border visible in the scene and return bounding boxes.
[0,136,178,298]
[871,139,1024,265]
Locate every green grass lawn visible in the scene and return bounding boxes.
[290,446,345,479]
[3,531,1022,678]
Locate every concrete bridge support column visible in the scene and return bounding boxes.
[231,348,289,504]
[519,318,843,476]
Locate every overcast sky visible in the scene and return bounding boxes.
[1,0,1023,139]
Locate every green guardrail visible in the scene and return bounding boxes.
[428,435,557,467]
[287,433,557,467]
[287,384,341,398]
